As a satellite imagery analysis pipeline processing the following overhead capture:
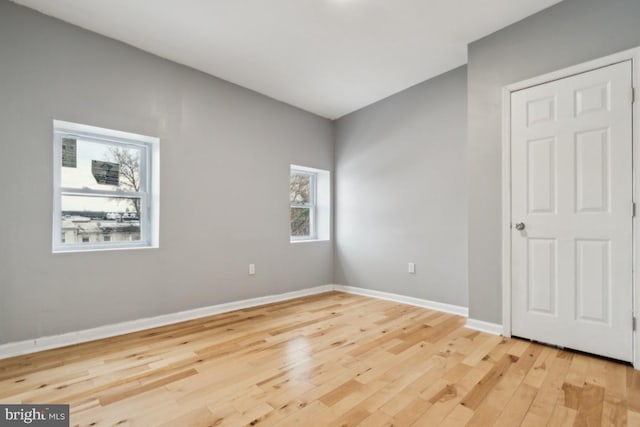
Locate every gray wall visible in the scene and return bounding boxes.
[334,67,468,307]
[7,0,639,345]
[468,0,640,323]
[0,1,334,344]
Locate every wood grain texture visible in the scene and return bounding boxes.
[0,291,637,426]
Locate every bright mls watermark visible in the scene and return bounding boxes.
[1,405,69,426]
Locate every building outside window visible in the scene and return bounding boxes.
[53,120,160,252]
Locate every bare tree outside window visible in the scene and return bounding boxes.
[290,172,313,237]
[108,147,141,217]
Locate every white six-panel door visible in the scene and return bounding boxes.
[511,61,634,362]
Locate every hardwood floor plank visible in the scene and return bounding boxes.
[522,345,555,389]
[437,404,474,427]
[547,404,578,427]
[356,410,395,427]
[520,349,573,426]
[627,368,640,413]
[574,383,605,426]
[459,353,517,411]
[155,406,216,427]
[408,363,487,426]
[465,344,544,426]
[0,291,636,426]
[461,334,505,366]
[602,400,627,427]
[627,410,640,426]
[328,405,371,427]
[601,360,629,426]
[390,396,431,425]
[492,383,537,427]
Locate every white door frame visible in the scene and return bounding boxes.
[501,46,640,368]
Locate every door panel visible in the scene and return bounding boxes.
[511,61,633,362]
[575,239,610,323]
[527,238,557,315]
[575,128,609,212]
[528,137,556,214]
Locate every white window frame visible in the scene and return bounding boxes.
[52,120,160,253]
[290,167,317,241]
[290,164,330,243]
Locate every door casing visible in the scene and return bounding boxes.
[501,46,640,369]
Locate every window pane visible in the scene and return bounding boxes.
[290,207,310,237]
[61,138,142,192]
[290,173,311,204]
[61,195,141,243]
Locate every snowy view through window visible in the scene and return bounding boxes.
[60,138,142,244]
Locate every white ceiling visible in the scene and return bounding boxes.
[13,0,562,119]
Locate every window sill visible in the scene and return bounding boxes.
[53,244,158,254]
[290,239,330,244]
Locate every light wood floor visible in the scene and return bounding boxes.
[0,292,638,426]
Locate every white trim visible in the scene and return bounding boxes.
[465,318,504,336]
[333,285,469,317]
[0,285,333,360]
[633,49,640,371]
[502,87,512,338]
[53,120,158,145]
[501,46,640,369]
[0,284,472,360]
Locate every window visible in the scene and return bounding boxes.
[290,168,316,240]
[290,165,330,242]
[53,120,159,252]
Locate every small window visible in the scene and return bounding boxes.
[290,165,330,242]
[290,168,316,240]
[53,120,160,252]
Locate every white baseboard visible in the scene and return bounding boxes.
[465,318,504,336]
[0,284,475,360]
[333,285,469,317]
[0,285,333,360]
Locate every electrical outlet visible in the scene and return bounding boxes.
[408,262,415,274]
[249,264,256,275]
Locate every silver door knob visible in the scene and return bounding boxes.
[515,222,525,231]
